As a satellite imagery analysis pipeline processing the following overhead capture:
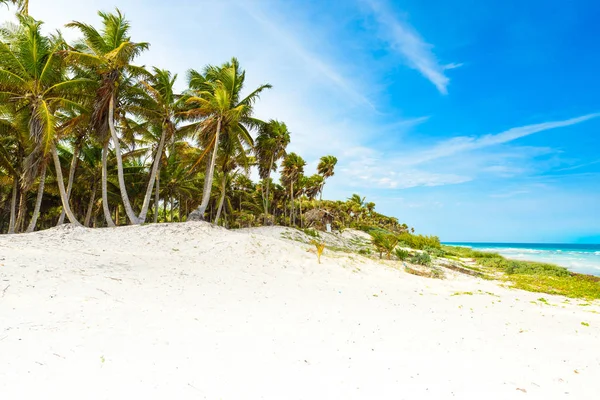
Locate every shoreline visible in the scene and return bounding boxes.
[443,242,600,277]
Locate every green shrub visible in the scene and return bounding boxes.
[430,266,445,279]
[397,233,441,250]
[410,252,431,266]
[394,248,409,261]
[371,232,399,259]
[358,248,371,256]
[303,228,320,238]
[424,246,446,257]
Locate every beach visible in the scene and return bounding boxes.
[1,222,599,399]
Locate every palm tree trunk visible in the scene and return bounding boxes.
[188,117,222,221]
[215,174,227,225]
[153,172,160,223]
[102,141,116,227]
[108,96,140,225]
[57,145,80,225]
[299,195,303,228]
[26,162,47,233]
[8,178,18,234]
[15,189,26,233]
[84,181,97,227]
[170,196,174,222]
[51,145,82,226]
[263,154,275,215]
[290,181,295,226]
[139,127,167,223]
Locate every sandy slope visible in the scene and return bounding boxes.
[0,222,599,400]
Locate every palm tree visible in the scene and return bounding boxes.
[213,126,251,225]
[0,109,21,233]
[365,201,376,216]
[0,0,28,15]
[66,9,149,225]
[126,68,178,222]
[304,174,324,201]
[347,193,365,222]
[181,58,271,221]
[281,152,305,226]
[55,108,91,225]
[254,119,290,216]
[0,15,88,231]
[317,155,337,201]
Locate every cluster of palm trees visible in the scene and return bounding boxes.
[0,5,351,233]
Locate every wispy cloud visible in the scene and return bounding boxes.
[400,113,600,166]
[237,1,374,108]
[362,0,453,94]
[555,159,600,172]
[339,146,472,189]
[443,62,464,70]
[334,113,599,191]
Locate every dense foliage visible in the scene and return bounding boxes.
[0,5,418,235]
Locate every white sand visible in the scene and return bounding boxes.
[1,222,599,399]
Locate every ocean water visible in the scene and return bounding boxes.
[443,242,600,276]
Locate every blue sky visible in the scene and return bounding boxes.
[2,0,599,243]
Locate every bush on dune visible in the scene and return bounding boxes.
[396,233,441,250]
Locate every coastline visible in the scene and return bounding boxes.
[444,242,600,277]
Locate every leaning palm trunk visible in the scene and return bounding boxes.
[299,196,303,228]
[214,174,227,225]
[15,189,27,233]
[108,96,140,225]
[51,145,82,227]
[57,145,80,225]
[8,179,18,234]
[138,127,167,223]
[153,172,160,223]
[263,154,275,217]
[84,181,97,227]
[290,181,295,226]
[188,117,222,221]
[101,141,116,227]
[25,163,47,233]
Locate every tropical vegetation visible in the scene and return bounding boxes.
[0,4,410,235]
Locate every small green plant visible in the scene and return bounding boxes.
[537,297,548,304]
[371,232,399,260]
[581,322,590,327]
[311,240,326,263]
[424,246,445,257]
[430,266,445,279]
[410,252,431,266]
[303,228,320,238]
[394,248,409,261]
[358,248,371,256]
[396,233,441,250]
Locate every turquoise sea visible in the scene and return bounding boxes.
[443,242,600,276]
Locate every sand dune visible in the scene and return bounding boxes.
[1,222,599,399]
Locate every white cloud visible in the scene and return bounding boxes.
[443,62,464,70]
[362,0,453,94]
[399,113,600,167]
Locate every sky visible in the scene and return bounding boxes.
[2,0,599,243]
